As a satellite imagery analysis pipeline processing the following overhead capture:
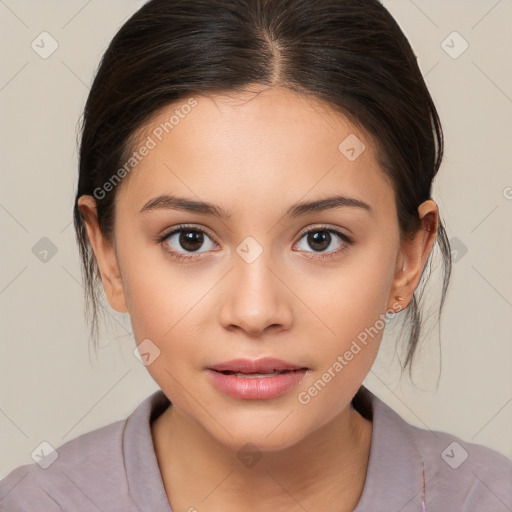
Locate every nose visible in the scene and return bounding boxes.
[217,251,293,337]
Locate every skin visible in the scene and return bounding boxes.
[78,84,438,512]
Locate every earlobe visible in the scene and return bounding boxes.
[387,249,408,312]
[77,195,128,314]
[387,200,439,311]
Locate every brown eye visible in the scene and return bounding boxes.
[306,230,331,252]
[295,227,352,258]
[177,230,205,252]
[159,225,217,260]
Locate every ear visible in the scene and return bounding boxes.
[387,199,439,312]
[77,195,128,314]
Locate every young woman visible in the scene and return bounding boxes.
[1,0,511,510]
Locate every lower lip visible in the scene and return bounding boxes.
[205,369,308,400]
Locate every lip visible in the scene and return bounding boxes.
[207,357,307,374]
[206,357,309,400]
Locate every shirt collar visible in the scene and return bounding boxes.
[123,386,426,512]
[352,385,427,512]
[124,390,173,511]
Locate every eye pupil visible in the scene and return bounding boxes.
[180,230,204,251]
[308,231,330,252]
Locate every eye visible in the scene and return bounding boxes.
[158,225,217,261]
[294,226,352,259]
[157,224,353,262]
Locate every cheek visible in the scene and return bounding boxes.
[124,264,209,398]
[121,253,216,380]
[311,240,396,335]
[116,224,196,337]
[299,234,398,391]
[125,267,199,342]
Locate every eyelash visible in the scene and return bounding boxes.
[157,224,353,262]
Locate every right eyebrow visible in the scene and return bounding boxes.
[139,194,232,219]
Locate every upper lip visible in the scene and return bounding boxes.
[208,357,308,374]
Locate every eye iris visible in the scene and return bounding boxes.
[308,231,330,252]
[180,230,204,252]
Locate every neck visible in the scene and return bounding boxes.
[151,398,373,512]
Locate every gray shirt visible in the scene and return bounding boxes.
[1,385,511,511]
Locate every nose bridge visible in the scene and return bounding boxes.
[218,240,292,335]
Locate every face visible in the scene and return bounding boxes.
[79,85,437,452]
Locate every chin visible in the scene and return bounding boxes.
[207,418,308,454]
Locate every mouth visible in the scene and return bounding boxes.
[205,358,310,400]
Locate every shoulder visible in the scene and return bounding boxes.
[407,418,512,510]
[0,418,136,512]
[356,386,512,512]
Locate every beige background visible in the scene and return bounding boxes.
[1,0,511,478]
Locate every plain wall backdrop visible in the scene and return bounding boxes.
[1,0,511,478]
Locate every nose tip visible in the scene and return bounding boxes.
[222,300,287,337]
[227,318,282,338]
[217,259,293,336]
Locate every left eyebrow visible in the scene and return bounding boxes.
[284,195,374,218]
[138,193,374,219]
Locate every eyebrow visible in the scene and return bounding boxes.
[139,193,374,219]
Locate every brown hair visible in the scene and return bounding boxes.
[73,0,452,376]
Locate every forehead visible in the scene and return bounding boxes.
[115,86,395,220]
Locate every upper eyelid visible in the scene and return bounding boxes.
[296,224,349,238]
[163,224,218,243]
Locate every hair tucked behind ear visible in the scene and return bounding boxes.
[73,0,452,377]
